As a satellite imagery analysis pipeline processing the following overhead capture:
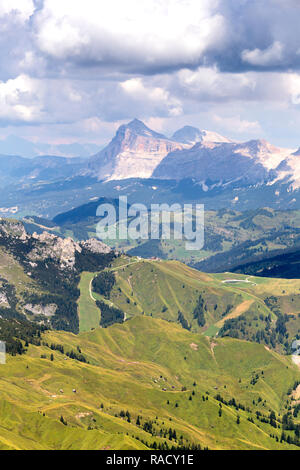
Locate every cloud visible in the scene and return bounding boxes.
[0,74,43,124]
[0,0,35,22]
[242,41,284,67]
[212,114,261,134]
[33,0,224,73]
[0,0,300,147]
[287,74,300,105]
[174,67,256,102]
[120,78,182,117]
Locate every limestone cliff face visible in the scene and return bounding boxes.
[87,119,187,180]
[0,219,28,240]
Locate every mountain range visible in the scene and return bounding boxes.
[3,118,300,190]
[0,119,300,219]
[0,135,101,159]
[86,119,300,191]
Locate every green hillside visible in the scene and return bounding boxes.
[79,257,300,353]
[1,315,300,450]
[2,220,300,450]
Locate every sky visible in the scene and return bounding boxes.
[1,0,300,148]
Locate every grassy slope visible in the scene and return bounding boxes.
[0,316,300,450]
[78,272,100,332]
[81,257,300,337]
[0,246,38,299]
[78,258,141,332]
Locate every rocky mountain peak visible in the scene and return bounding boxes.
[80,238,112,254]
[172,126,204,144]
[87,119,187,180]
[172,126,232,145]
[118,119,167,139]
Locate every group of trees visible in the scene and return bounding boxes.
[214,394,248,413]
[177,310,190,330]
[92,271,116,298]
[0,318,46,355]
[0,226,116,335]
[219,310,292,353]
[97,300,124,328]
[192,295,206,327]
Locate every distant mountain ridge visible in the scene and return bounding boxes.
[0,119,300,217]
[2,119,300,193]
[0,135,101,158]
[85,119,300,192]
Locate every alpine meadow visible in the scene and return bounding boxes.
[1,0,300,458]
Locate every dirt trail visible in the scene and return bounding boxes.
[216,299,254,328]
[89,259,141,302]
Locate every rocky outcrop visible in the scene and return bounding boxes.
[172,126,231,145]
[0,219,111,271]
[24,303,57,317]
[29,232,82,269]
[80,238,111,254]
[0,219,28,240]
[86,119,300,190]
[0,291,8,307]
[153,139,294,185]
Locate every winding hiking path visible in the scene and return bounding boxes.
[88,259,141,302]
[79,258,143,331]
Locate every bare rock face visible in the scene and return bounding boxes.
[24,303,57,317]
[80,238,111,254]
[0,219,112,272]
[29,232,82,269]
[0,291,9,306]
[85,119,300,190]
[0,219,28,240]
[172,126,232,145]
[87,119,187,180]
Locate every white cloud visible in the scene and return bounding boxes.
[175,67,256,101]
[0,0,35,21]
[120,77,182,117]
[212,114,261,134]
[241,41,284,67]
[0,74,43,122]
[34,0,224,71]
[287,73,300,105]
[0,0,300,147]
